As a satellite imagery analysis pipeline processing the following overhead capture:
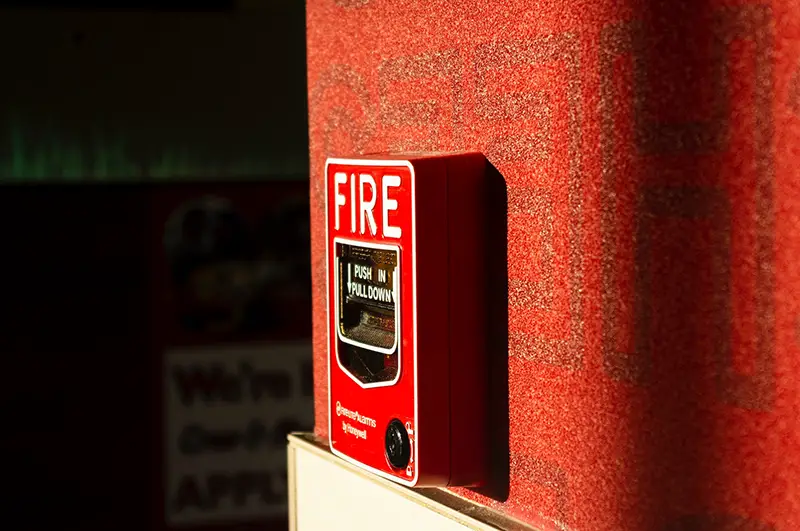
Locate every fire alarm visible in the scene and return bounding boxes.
[325,152,491,487]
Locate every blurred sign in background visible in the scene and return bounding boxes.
[165,343,312,525]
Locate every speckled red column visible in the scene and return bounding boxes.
[307,1,800,529]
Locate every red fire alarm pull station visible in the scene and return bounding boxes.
[326,152,490,487]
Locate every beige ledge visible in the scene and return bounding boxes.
[287,433,536,531]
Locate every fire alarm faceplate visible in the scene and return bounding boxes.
[326,152,490,487]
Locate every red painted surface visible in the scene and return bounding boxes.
[307,0,800,529]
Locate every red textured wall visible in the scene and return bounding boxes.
[306,0,800,529]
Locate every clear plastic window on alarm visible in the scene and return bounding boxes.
[335,241,400,385]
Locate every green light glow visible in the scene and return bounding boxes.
[1,120,306,182]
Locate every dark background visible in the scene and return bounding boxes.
[0,2,310,530]
[0,1,307,181]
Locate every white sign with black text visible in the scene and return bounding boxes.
[164,342,313,525]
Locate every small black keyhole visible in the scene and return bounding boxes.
[384,419,410,470]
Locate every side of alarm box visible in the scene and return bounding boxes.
[325,152,489,487]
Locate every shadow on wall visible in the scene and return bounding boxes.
[600,0,776,528]
[471,162,510,502]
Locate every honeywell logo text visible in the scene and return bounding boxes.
[335,401,377,428]
[342,421,367,440]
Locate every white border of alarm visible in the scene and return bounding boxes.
[325,158,419,487]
